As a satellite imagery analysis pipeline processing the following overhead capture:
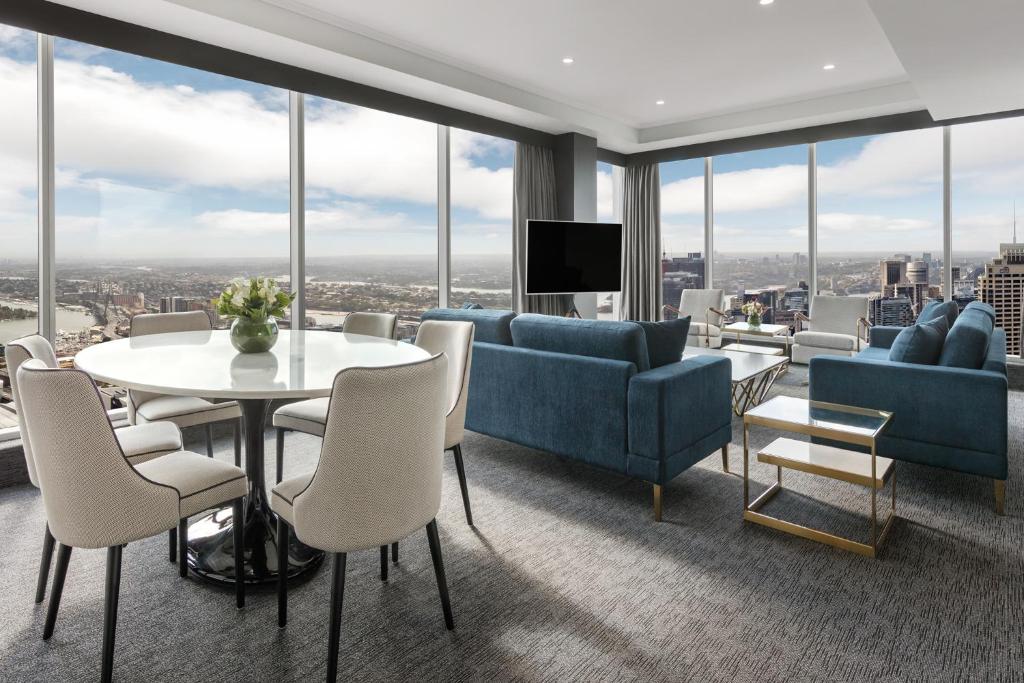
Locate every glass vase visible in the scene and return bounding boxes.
[230,316,279,353]
[747,313,761,328]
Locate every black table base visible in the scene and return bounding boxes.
[186,398,324,585]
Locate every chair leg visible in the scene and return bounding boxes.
[169,528,177,563]
[995,479,1006,515]
[379,546,388,581]
[35,524,55,604]
[425,519,454,630]
[43,544,72,640]
[451,444,474,527]
[276,516,288,628]
[233,418,242,468]
[326,552,347,682]
[205,424,214,458]
[721,444,729,473]
[391,542,398,564]
[232,498,245,609]
[653,484,663,522]
[101,545,123,683]
[275,428,285,484]
[178,519,188,578]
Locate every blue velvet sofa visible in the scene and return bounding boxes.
[420,308,733,519]
[809,301,1008,512]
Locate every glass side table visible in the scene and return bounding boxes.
[742,395,895,558]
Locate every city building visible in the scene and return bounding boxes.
[978,242,1024,355]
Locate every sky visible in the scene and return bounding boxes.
[2,24,1023,264]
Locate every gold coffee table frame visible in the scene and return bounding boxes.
[742,397,895,558]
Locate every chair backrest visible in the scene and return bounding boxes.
[293,354,447,553]
[16,360,179,549]
[127,311,213,419]
[415,320,474,448]
[679,289,726,326]
[4,334,59,487]
[342,312,397,339]
[808,296,868,335]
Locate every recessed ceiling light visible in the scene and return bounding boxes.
[823,63,836,70]
[562,57,574,64]
[655,99,665,105]
[759,0,774,5]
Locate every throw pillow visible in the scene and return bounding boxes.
[461,302,484,310]
[888,316,946,365]
[636,317,691,368]
[918,299,958,328]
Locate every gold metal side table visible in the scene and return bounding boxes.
[742,396,895,558]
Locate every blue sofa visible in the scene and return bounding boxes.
[420,309,733,519]
[809,301,1008,512]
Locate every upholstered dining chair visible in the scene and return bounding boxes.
[271,354,453,681]
[5,334,184,604]
[271,310,397,483]
[129,311,242,465]
[16,360,247,683]
[663,289,728,348]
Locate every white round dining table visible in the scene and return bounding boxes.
[75,329,430,585]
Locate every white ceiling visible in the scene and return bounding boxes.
[47,0,1024,153]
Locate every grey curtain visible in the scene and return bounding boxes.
[620,163,661,321]
[512,142,573,315]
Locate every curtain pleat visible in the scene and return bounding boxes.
[512,143,573,315]
[620,163,661,322]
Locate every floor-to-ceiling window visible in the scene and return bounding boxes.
[53,39,290,357]
[304,97,437,340]
[0,26,39,348]
[713,147,809,327]
[450,128,513,309]
[817,129,942,326]
[596,160,620,320]
[660,158,706,319]
[952,117,1024,355]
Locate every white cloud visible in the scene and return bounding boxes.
[196,203,431,235]
[817,213,935,235]
[597,168,614,219]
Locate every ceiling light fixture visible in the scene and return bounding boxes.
[759,0,774,5]
[823,63,836,70]
[655,100,665,105]
[562,57,574,64]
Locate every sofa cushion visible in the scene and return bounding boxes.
[636,317,690,368]
[938,307,994,369]
[857,345,889,361]
[919,299,958,328]
[421,308,515,345]
[793,330,858,351]
[510,314,651,372]
[461,302,484,310]
[964,300,996,322]
[888,317,946,365]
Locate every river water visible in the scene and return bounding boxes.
[0,299,97,344]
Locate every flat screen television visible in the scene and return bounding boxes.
[526,220,622,294]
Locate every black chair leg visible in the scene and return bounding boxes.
[169,528,177,563]
[451,444,474,526]
[101,545,123,683]
[391,542,398,564]
[425,519,454,630]
[277,516,288,628]
[326,552,347,682]
[232,498,245,609]
[35,524,55,604]
[233,418,242,468]
[43,544,72,640]
[275,428,285,484]
[205,424,214,458]
[178,519,188,578]
[379,546,388,581]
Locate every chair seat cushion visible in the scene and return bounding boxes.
[135,451,248,518]
[688,322,722,337]
[270,472,315,526]
[115,422,183,464]
[136,395,241,429]
[793,330,858,351]
[273,398,329,436]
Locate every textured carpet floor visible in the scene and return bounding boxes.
[1,366,1022,682]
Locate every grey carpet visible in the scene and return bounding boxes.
[1,366,1022,682]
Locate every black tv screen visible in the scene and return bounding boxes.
[526,220,622,294]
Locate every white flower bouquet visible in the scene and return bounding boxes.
[216,277,294,322]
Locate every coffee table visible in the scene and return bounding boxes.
[685,347,789,416]
[722,322,790,356]
[741,396,895,558]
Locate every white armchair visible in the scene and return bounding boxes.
[663,289,728,349]
[791,295,870,364]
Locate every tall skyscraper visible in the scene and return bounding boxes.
[978,242,1024,355]
[880,259,907,295]
[870,296,914,327]
[907,260,929,285]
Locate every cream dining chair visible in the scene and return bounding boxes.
[17,360,248,683]
[129,311,242,465]
[5,334,184,602]
[271,311,397,483]
[271,354,453,681]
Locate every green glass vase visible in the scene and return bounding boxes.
[747,313,761,328]
[230,316,279,353]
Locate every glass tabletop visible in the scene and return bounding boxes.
[744,395,891,441]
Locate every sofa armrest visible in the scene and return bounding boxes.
[809,356,1007,457]
[627,355,732,462]
[868,326,902,349]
